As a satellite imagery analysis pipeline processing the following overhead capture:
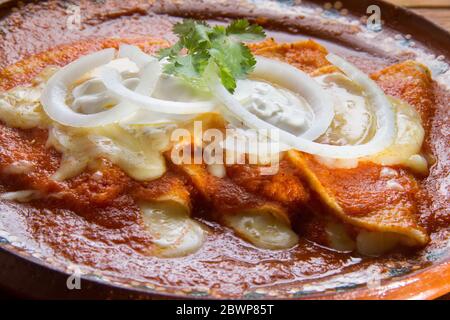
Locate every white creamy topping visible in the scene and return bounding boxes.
[223,210,298,250]
[0,46,431,255]
[405,154,428,175]
[367,98,426,173]
[386,179,404,191]
[71,57,213,116]
[152,74,212,103]
[0,59,428,182]
[325,221,356,252]
[313,73,427,174]
[315,73,372,146]
[233,79,314,136]
[46,123,171,181]
[140,201,205,258]
[0,85,50,129]
[0,190,43,202]
[207,163,226,178]
[2,160,34,175]
[71,58,140,114]
[75,65,317,138]
[356,231,413,257]
[380,167,398,178]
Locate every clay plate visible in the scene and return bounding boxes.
[0,0,449,299]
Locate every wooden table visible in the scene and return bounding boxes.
[386,0,450,32]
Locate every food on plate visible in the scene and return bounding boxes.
[0,16,447,297]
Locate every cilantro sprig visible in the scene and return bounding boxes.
[158,19,266,93]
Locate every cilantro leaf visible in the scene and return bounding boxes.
[157,19,266,93]
[158,41,183,59]
[226,19,266,42]
[173,19,211,51]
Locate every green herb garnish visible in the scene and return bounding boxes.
[158,19,266,93]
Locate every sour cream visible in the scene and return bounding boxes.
[233,79,314,136]
[70,58,140,114]
[71,58,213,115]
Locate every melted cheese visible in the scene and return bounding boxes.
[0,190,43,202]
[325,221,356,252]
[1,64,425,185]
[315,73,372,146]
[367,97,426,174]
[224,209,298,250]
[207,163,226,178]
[314,73,427,174]
[2,160,34,175]
[0,57,429,254]
[0,85,50,129]
[379,167,398,178]
[0,68,205,254]
[324,220,418,256]
[70,58,140,114]
[139,201,205,258]
[47,123,170,181]
[356,231,413,257]
[0,67,172,182]
[152,74,212,102]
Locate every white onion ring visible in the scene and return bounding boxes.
[326,53,396,150]
[253,56,334,140]
[98,68,217,115]
[41,49,140,127]
[206,54,396,159]
[116,45,198,125]
[118,44,162,96]
[118,44,154,68]
[134,60,162,95]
